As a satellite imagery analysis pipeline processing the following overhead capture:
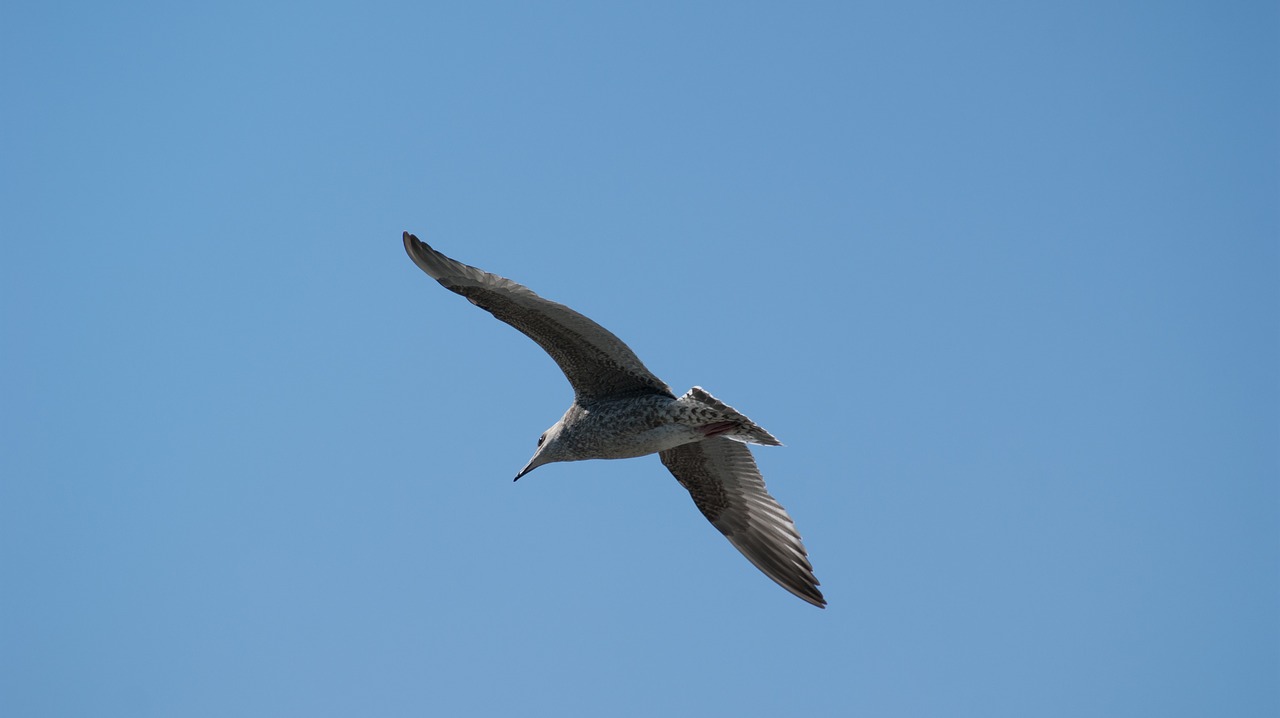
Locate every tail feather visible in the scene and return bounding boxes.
[684,386,783,447]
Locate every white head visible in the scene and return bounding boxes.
[513,418,568,481]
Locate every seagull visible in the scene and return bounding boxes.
[402,232,825,608]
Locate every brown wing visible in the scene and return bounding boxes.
[403,232,673,402]
[660,438,825,608]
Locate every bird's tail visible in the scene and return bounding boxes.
[681,386,783,447]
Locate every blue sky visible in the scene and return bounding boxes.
[2,2,1276,716]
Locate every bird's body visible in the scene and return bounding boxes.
[531,387,781,463]
[402,232,825,608]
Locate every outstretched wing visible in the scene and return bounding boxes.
[403,232,673,402]
[660,437,825,608]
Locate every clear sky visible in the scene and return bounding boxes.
[2,2,1276,716]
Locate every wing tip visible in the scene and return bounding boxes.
[403,230,418,258]
[754,554,827,608]
[403,230,423,256]
[402,230,454,281]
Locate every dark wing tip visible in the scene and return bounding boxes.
[733,536,826,608]
[403,230,421,262]
[803,584,828,608]
[402,231,461,285]
[403,231,427,265]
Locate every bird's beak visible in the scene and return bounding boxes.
[514,457,540,482]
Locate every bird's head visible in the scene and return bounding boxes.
[514,418,568,481]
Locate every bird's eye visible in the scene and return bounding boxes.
[537,434,546,447]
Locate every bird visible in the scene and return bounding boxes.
[402,231,825,608]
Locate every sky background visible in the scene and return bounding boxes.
[2,2,1277,716]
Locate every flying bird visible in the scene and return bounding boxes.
[402,232,825,608]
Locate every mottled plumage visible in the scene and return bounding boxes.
[403,232,824,608]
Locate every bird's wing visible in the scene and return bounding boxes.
[404,232,673,402]
[660,437,825,608]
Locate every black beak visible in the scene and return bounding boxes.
[514,461,537,482]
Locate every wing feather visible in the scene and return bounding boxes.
[660,438,825,608]
[403,233,673,401]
